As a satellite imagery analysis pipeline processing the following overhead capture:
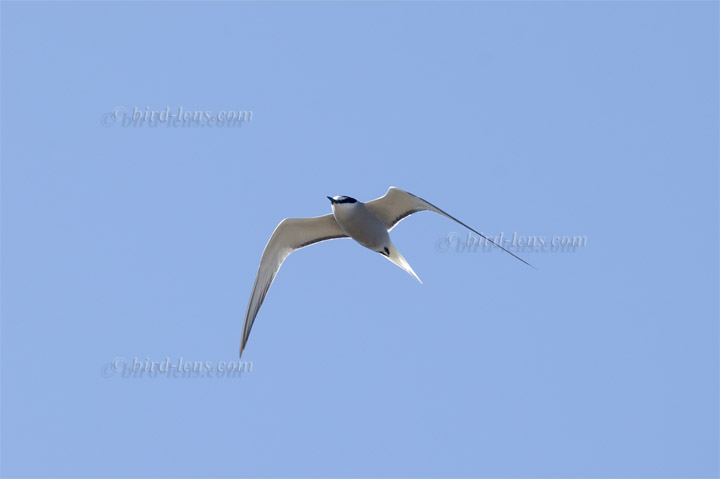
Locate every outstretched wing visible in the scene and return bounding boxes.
[365,187,534,268]
[240,214,348,357]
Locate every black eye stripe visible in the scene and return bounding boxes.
[335,196,357,204]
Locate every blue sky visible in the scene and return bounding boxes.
[1,1,718,478]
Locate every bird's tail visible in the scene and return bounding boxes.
[385,243,422,284]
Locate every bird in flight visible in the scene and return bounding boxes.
[239,187,533,357]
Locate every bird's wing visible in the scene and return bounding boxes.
[365,186,534,268]
[240,214,348,357]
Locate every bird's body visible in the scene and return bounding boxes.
[239,187,532,357]
[329,197,420,282]
[330,199,388,251]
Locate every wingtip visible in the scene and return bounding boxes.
[386,244,422,284]
[407,266,423,284]
[408,267,422,284]
[406,268,422,284]
[519,257,537,270]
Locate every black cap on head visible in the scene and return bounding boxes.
[328,196,357,204]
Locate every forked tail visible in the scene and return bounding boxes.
[384,243,422,284]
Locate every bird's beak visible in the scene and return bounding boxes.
[327,196,335,204]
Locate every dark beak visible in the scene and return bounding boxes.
[327,196,335,204]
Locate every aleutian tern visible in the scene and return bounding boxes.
[240,187,532,357]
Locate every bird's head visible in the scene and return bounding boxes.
[327,195,358,206]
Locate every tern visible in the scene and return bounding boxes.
[240,187,532,357]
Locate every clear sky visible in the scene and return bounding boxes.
[1,1,718,478]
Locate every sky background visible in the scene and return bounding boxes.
[1,1,718,478]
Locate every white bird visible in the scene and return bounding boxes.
[239,187,532,357]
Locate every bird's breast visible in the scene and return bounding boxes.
[332,203,389,251]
